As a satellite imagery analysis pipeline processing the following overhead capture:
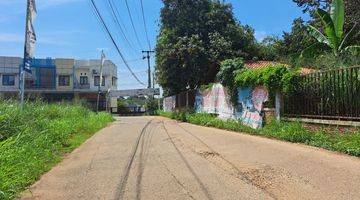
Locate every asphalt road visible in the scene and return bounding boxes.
[21,116,360,200]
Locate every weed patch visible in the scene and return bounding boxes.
[0,101,114,199]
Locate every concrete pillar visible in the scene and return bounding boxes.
[275,90,282,121]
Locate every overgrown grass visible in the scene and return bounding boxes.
[157,111,360,157]
[0,101,114,199]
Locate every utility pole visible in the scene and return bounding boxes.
[142,50,154,89]
[97,50,105,113]
[152,71,155,89]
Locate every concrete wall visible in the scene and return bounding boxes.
[0,56,21,92]
[55,58,74,91]
[0,56,117,96]
[74,59,117,92]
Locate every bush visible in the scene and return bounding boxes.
[159,111,360,157]
[145,98,159,115]
[216,58,245,104]
[0,101,114,199]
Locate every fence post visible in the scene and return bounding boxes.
[275,90,282,121]
[187,91,189,108]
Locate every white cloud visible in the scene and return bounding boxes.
[0,33,23,43]
[254,30,268,42]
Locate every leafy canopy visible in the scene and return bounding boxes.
[155,0,258,96]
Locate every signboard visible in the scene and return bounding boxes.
[110,88,160,97]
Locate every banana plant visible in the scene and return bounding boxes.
[306,0,359,56]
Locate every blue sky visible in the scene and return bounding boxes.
[0,0,308,89]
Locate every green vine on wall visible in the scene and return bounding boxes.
[200,61,303,106]
[235,64,303,95]
[216,58,245,105]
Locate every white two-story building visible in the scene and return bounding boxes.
[0,56,118,111]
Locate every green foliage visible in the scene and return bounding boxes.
[305,0,360,56]
[278,18,318,59]
[235,64,302,94]
[199,83,214,92]
[217,58,245,104]
[301,52,360,69]
[117,100,131,114]
[157,110,192,122]
[256,36,282,61]
[145,98,159,115]
[292,0,360,44]
[155,0,258,96]
[0,101,113,199]
[258,1,359,69]
[159,111,360,157]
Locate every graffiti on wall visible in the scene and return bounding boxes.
[194,84,268,129]
[163,95,176,112]
[235,86,268,129]
[194,84,234,119]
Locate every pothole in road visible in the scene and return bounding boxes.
[198,151,220,158]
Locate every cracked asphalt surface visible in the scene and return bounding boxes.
[21,116,360,200]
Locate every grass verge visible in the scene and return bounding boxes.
[0,101,114,199]
[157,111,360,157]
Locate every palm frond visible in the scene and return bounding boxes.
[307,25,330,46]
[330,0,345,39]
[316,9,339,49]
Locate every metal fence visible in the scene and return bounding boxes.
[175,90,196,110]
[284,66,360,121]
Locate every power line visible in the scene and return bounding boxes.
[87,0,113,48]
[124,0,142,48]
[105,0,137,55]
[118,70,147,76]
[139,0,151,50]
[88,0,146,86]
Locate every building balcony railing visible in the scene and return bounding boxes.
[74,84,90,89]
[25,85,56,90]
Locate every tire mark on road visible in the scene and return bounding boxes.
[173,122,278,200]
[114,119,153,200]
[135,122,159,200]
[162,122,214,200]
[156,154,196,200]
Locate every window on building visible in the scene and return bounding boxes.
[58,75,70,86]
[80,76,88,85]
[94,76,105,86]
[2,75,15,86]
[112,77,117,86]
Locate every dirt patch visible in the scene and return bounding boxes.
[243,166,276,190]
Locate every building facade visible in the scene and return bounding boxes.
[0,56,118,111]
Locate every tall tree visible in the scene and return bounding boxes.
[280,18,316,56]
[155,0,257,96]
